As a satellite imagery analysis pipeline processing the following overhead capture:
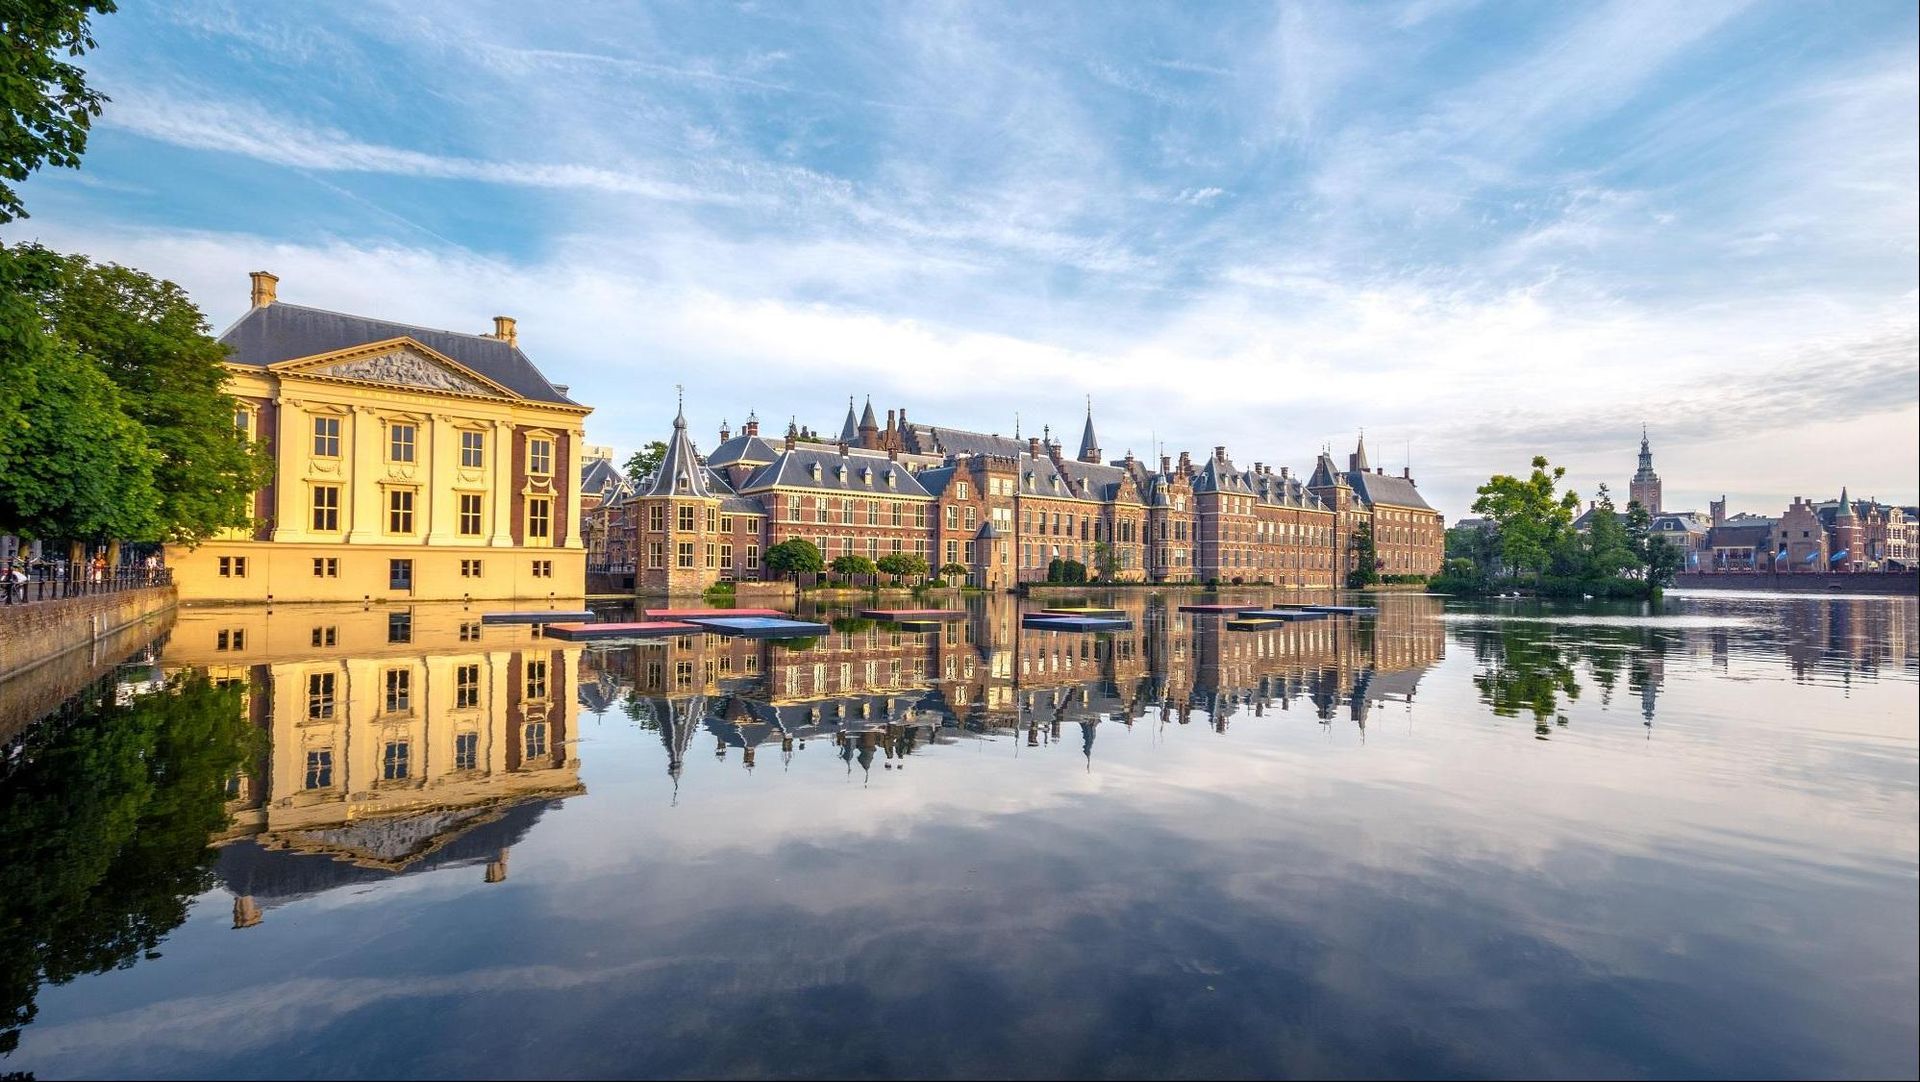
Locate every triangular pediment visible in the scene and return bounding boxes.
[270,337,520,400]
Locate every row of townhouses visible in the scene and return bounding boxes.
[585,397,1444,593]
[161,275,1441,602]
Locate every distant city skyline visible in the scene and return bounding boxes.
[8,1,1915,518]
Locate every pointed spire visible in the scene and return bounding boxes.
[1836,486,1854,519]
[1352,428,1369,473]
[643,397,710,498]
[1078,399,1101,463]
[839,397,859,444]
[859,395,878,430]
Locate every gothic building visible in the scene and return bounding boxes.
[1629,426,1662,513]
[588,399,1445,594]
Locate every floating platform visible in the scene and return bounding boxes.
[542,621,698,641]
[643,607,785,620]
[1040,606,1126,619]
[1023,615,1132,632]
[1302,605,1378,615]
[676,615,831,638]
[857,608,967,621]
[1226,617,1291,631]
[483,610,596,624]
[1177,603,1265,614]
[1239,609,1327,621]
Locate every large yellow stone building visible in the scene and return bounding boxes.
[169,272,592,602]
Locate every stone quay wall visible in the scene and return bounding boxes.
[0,588,178,739]
[0,586,179,683]
[1672,572,1918,596]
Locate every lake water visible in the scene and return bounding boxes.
[2,590,1914,1079]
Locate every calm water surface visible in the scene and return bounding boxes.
[2,591,1915,1079]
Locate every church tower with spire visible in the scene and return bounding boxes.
[1078,399,1102,464]
[1629,427,1662,514]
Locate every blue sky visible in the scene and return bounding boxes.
[9,0,1916,517]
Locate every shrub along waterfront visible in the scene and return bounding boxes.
[1433,456,1679,599]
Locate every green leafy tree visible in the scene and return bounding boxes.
[830,554,876,581]
[39,250,273,544]
[1470,455,1581,584]
[1347,522,1380,588]
[1091,541,1119,582]
[764,538,823,580]
[1583,484,1635,582]
[0,0,116,223]
[623,441,668,484]
[875,552,928,584]
[0,246,160,540]
[1625,501,1682,592]
[939,561,969,581]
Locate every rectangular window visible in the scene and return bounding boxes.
[720,515,734,533]
[647,542,665,569]
[387,489,415,534]
[460,430,485,468]
[745,544,759,570]
[891,503,903,526]
[456,664,480,709]
[218,556,248,578]
[455,731,479,771]
[384,668,411,713]
[529,438,553,476]
[649,505,665,532]
[528,497,552,542]
[677,505,695,532]
[705,543,716,569]
[311,485,340,531]
[458,493,483,536]
[524,722,548,759]
[382,741,410,781]
[389,559,413,592]
[720,543,733,570]
[526,659,549,699]
[677,542,695,568]
[312,556,338,578]
[389,423,416,463]
[304,750,334,790]
[311,625,337,647]
[388,609,412,642]
[312,415,340,457]
[307,672,335,720]
[532,559,552,578]
[459,620,482,642]
[461,558,483,578]
[706,507,718,531]
[216,628,244,651]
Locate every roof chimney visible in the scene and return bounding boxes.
[249,271,278,308]
[1160,454,1171,474]
[1029,436,1041,457]
[1279,466,1290,479]
[491,316,518,346]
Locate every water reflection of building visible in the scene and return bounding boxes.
[162,604,584,922]
[578,593,1448,782]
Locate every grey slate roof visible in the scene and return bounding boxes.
[1054,458,1137,504]
[915,465,958,499]
[220,302,579,405]
[740,448,931,497]
[1078,410,1099,460]
[838,399,861,444]
[1348,470,1434,511]
[642,408,712,498]
[581,457,622,499]
[706,434,781,469]
[901,423,1028,460]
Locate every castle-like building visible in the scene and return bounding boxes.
[168,273,592,602]
[586,399,1443,593]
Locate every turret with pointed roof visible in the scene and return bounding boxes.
[1078,398,1102,464]
[642,399,712,498]
[1349,431,1369,473]
[838,397,860,445]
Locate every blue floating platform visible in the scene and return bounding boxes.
[483,610,595,624]
[1022,615,1132,632]
[677,615,831,638]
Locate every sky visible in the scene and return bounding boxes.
[6,0,1916,519]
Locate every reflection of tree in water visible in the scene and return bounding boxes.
[0,671,249,1054]
[1470,625,1582,735]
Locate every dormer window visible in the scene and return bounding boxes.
[837,465,848,482]
[809,462,821,480]
[887,471,897,489]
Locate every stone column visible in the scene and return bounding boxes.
[271,399,308,542]
[490,420,516,548]
[563,427,586,549]
[346,406,383,544]
[426,413,457,545]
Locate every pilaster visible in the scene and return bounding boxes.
[346,405,382,544]
[271,399,308,543]
[426,412,457,545]
[490,420,516,547]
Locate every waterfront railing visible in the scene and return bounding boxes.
[2,566,173,605]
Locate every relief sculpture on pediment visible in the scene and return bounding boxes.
[323,351,492,395]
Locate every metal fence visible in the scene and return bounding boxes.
[2,566,173,605]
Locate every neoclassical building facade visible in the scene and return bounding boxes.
[590,399,1444,594]
[169,272,592,602]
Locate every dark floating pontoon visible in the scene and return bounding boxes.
[482,610,596,624]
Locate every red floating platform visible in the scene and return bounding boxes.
[543,621,700,641]
[643,607,785,620]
